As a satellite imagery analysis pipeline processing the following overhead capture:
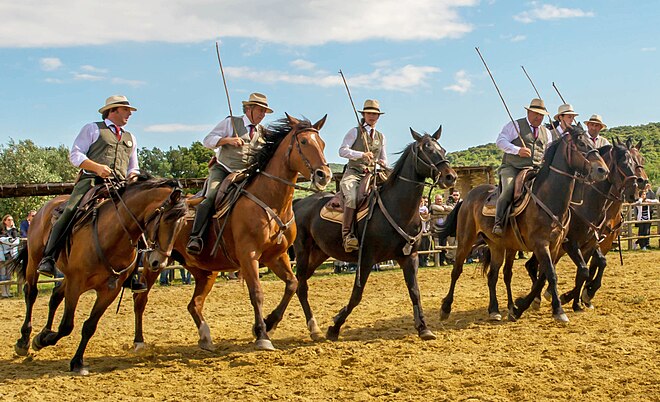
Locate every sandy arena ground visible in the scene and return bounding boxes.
[0,250,658,401]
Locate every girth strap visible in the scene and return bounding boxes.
[375,192,422,256]
[241,189,295,245]
[92,208,138,289]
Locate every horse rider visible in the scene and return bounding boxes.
[492,98,552,236]
[584,114,610,147]
[186,92,273,255]
[546,103,579,139]
[338,99,388,252]
[37,95,146,292]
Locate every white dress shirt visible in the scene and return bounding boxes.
[338,124,388,166]
[203,115,255,158]
[69,118,139,175]
[495,118,553,155]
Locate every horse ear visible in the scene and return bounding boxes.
[313,114,328,131]
[285,113,300,126]
[635,138,643,151]
[576,122,584,131]
[432,125,442,140]
[170,189,182,203]
[410,128,422,141]
[626,137,633,149]
[598,144,612,156]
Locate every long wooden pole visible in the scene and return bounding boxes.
[338,69,370,154]
[215,41,238,137]
[521,66,560,139]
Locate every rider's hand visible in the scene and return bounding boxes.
[227,137,244,147]
[362,151,374,164]
[97,165,113,178]
[517,147,532,158]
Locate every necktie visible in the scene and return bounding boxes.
[248,124,255,141]
[532,126,538,139]
[111,124,121,141]
[369,128,374,140]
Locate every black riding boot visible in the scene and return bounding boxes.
[37,217,70,277]
[342,207,359,252]
[186,200,214,255]
[492,197,509,236]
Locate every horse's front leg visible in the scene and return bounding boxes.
[15,276,39,356]
[485,247,506,321]
[240,253,273,351]
[133,266,162,351]
[70,284,124,375]
[32,280,83,352]
[583,247,607,309]
[263,252,298,336]
[537,246,568,322]
[560,240,590,311]
[502,250,517,318]
[185,268,219,351]
[397,254,435,340]
[326,256,375,341]
[294,245,327,341]
[44,279,67,330]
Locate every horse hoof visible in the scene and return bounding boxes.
[75,367,90,376]
[326,327,339,342]
[255,339,276,351]
[418,329,437,341]
[31,336,43,352]
[198,340,217,352]
[507,311,517,322]
[489,312,502,321]
[543,289,552,302]
[583,302,595,310]
[133,342,147,352]
[310,331,325,342]
[440,310,450,321]
[15,343,29,357]
[553,313,569,323]
[531,297,541,310]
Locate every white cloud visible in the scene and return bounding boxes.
[514,3,594,24]
[510,34,526,42]
[444,70,472,94]
[0,0,477,47]
[225,64,440,92]
[39,57,62,71]
[144,123,213,133]
[44,78,64,84]
[81,65,108,73]
[641,47,656,52]
[290,59,316,70]
[72,72,104,81]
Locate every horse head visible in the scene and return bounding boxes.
[564,124,609,182]
[409,126,457,188]
[136,180,188,270]
[284,114,332,190]
[604,140,639,203]
[621,136,649,195]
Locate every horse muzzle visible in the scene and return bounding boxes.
[311,167,331,191]
[146,250,170,271]
[588,161,609,182]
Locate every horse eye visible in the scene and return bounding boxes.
[301,139,308,145]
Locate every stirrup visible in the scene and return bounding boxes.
[186,236,203,255]
[37,257,56,278]
[343,234,359,252]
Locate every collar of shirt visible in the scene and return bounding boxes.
[242,115,254,130]
[104,118,123,133]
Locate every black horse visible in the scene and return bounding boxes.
[293,127,457,341]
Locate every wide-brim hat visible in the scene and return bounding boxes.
[554,103,579,121]
[523,98,549,116]
[98,95,137,114]
[359,99,384,115]
[242,92,273,113]
[584,114,607,129]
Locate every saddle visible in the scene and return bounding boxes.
[320,171,381,224]
[51,183,111,232]
[482,168,537,217]
[185,170,250,222]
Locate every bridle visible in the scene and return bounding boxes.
[549,131,600,182]
[399,137,451,187]
[589,146,638,203]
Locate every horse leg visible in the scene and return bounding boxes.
[440,230,476,320]
[70,286,123,375]
[486,247,506,321]
[44,281,66,331]
[294,246,327,341]
[33,281,82,352]
[582,248,607,309]
[15,278,39,356]
[523,254,544,310]
[398,255,436,340]
[263,253,298,336]
[560,241,590,311]
[326,258,375,341]
[526,247,568,323]
[186,269,219,351]
[240,256,274,351]
[132,266,161,351]
[502,250,517,318]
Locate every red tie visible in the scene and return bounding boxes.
[369,128,374,140]
[248,124,255,141]
[532,126,538,139]
[112,124,121,141]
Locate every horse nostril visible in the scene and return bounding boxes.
[446,174,456,183]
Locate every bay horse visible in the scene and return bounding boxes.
[293,127,457,341]
[438,125,609,323]
[528,137,649,310]
[133,115,331,351]
[9,174,187,374]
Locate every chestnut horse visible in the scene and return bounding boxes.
[9,175,187,374]
[438,125,609,324]
[293,127,457,341]
[133,115,332,351]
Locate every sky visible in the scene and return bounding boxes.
[1,0,658,164]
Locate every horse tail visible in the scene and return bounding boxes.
[436,200,462,241]
[481,246,491,276]
[6,244,28,282]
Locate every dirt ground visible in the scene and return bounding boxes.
[1,250,658,401]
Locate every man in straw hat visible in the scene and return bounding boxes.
[37,95,146,292]
[550,103,579,138]
[338,99,388,252]
[584,114,610,147]
[186,92,273,255]
[492,98,552,235]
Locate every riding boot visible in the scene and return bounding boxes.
[122,271,147,293]
[492,198,509,236]
[37,215,71,278]
[342,207,359,252]
[186,200,214,255]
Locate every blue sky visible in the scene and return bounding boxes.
[1,0,658,164]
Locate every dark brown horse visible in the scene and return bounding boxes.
[438,125,609,323]
[9,175,187,374]
[529,138,649,310]
[133,115,332,351]
[293,127,457,341]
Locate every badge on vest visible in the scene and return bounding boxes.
[373,140,380,146]
[126,140,133,147]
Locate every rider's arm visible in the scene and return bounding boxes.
[203,117,234,149]
[69,123,99,168]
[338,127,365,160]
[495,120,522,155]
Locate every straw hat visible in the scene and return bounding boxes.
[523,98,549,116]
[584,114,607,129]
[359,99,385,115]
[553,103,579,120]
[242,92,273,113]
[98,95,137,114]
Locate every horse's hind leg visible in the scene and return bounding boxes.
[440,228,477,320]
[35,280,68,345]
[561,241,590,312]
[263,252,298,336]
[327,258,375,341]
[70,287,122,375]
[133,266,162,351]
[294,245,327,341]
[502,250,518,318]
[398,255,436,340]
[486,247,506,321]
[15,279,39,356]
[185,269,219,351]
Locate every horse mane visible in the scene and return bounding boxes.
[243,117,313,178]
[535,136,563,183]
[380,141,415,190]
[125,172,181,191]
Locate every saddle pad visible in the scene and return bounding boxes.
[184,199,231,221]
[320,206,370,224]
[481,190,532,218]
